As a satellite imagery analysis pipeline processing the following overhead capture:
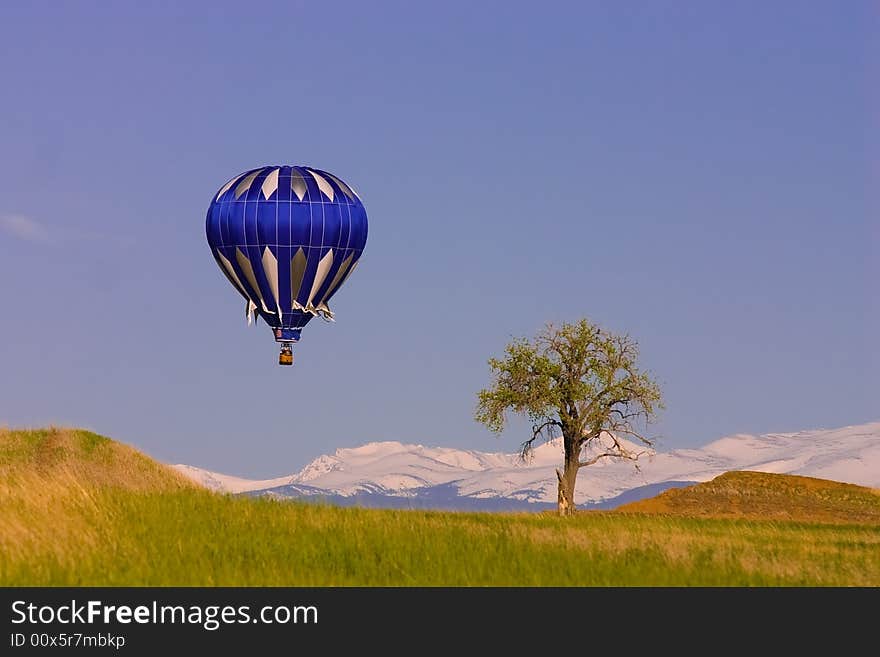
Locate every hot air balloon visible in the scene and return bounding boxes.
[205,165,368,365]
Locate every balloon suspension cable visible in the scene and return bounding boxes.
[278,342,294,366]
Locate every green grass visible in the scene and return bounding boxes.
[2,428,879,586]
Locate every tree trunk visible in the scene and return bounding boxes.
[556,436,580,517]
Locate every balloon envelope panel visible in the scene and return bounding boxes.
[205,165,368,342]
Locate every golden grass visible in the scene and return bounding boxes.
[0,426,194,491]
[0,427,195,568]
[615,470,880,524]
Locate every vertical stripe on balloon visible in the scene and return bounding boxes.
[290,170,308,201]
[261,168,280,200]
[235,247,267,311]
[261,246,281,320]
[308,250,334,308]
[318,253,353,306]
[290,248,307,308]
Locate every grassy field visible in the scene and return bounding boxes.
[2,427,879,586]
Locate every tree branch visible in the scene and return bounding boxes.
[609,408,641,421]
[578,451,625,468]
[606,424,654,448]
[578,445,649,468]
[520,419,562,461]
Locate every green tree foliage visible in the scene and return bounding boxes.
[475,319,663,516]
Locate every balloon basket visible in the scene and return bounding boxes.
[279,343,294,366]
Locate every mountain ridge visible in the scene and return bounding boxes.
[173,421,880,510]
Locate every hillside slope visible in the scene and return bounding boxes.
[1,427,194,492]
[0,427,195,572]
[617,470,880,524]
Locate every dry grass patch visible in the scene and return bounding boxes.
[617,470,880,524]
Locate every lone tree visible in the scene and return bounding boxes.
[475,318,662,516]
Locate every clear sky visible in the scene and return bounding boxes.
[1,1,877,477]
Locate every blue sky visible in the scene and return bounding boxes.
[1,1,877,476]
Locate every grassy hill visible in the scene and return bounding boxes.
[1,427,195,492]
[2,427,879,586]
[0,427,196,580]
[617,470,880,524]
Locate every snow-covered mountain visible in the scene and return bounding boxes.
[173,421,880,510]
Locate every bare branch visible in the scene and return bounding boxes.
[609,408,642,421]
[578,451,625,468]
[607,425,654,447]
[578,446,650,468]
[520,419,561,461]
